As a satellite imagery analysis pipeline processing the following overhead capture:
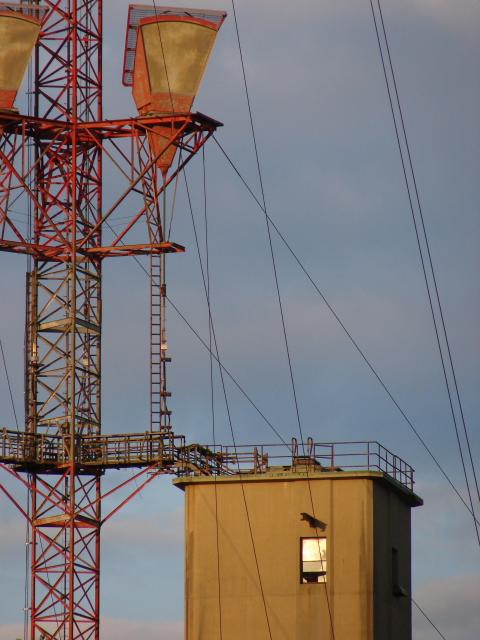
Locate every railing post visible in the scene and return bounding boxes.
[307,436,314,458]
[291,437,297,466]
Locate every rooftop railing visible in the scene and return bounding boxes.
[187,439,415,491]
[0,429,415,491]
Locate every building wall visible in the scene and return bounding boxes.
[373,482,413,640]
[180,472,386,640]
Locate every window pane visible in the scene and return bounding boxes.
[302,538,326,562]
[301,538,327,584]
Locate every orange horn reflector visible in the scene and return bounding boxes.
[124,5,226,178]
[0,11,41,112]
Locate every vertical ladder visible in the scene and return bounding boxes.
[150,253,172,432]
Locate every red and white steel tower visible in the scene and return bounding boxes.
[0,3,225,638]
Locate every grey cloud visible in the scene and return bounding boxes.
[102,509,183,548]
[413,574,480,640]
[100,617,183,640]
[0,624,23,640]
[0,620,183,640]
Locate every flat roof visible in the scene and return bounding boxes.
[173,468,423,508]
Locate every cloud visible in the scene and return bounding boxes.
[0,520,25,550]
[401,0,480,34]
[102,508,183,548]
[412,481,480,584]
[413,574,480,640]
[0,619,183,640]
[101,617,183,640]
[0,623,23,640]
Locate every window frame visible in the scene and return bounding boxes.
[300,536,327,584]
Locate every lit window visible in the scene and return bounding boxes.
[301,537,327,583]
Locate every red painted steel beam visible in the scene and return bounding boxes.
[0,2,222,638]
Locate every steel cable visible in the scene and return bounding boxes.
[412,598,448,640]
[369,0,480,545]
[102,145,456,640]
[229,1,336,635]
[105,184,277,639]
[183,162,273,640]
[212,136,480,527]
[376,0,480,510]
[0,337,19,428]
[104,216,290,449]
[202,149,223,639]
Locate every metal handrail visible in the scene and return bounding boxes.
[0,429,415,490]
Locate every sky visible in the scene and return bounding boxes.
[1,0,479,637]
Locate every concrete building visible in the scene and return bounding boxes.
[175,450,422,640]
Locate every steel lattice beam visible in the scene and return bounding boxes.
[0,2,221,638]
